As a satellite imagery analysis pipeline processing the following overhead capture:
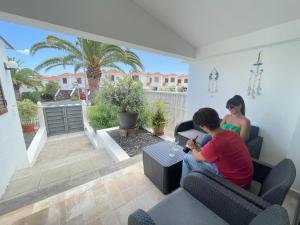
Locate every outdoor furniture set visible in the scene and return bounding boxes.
[128,121,296,225]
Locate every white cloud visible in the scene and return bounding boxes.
[16,49,30,55]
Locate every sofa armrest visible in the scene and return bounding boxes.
[252,159,273,183]
[194,170,271,210]
[246,136,263,159]
[174,120,194,137]
[183,172,262,225]
[128,209,156,225]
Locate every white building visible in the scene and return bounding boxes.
[0,37,29,196]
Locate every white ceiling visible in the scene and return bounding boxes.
[132,0,300,48]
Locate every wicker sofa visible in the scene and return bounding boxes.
[197,158,296,206]
[128,172,290,225]
[174,120,263,159]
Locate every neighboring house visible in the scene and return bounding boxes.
[21,70,189,93]
[0,37,29,197]
[102,69,189,92]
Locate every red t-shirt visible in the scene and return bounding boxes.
[201,130,253,189]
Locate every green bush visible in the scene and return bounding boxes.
[151,100,167,128]
[21,92,41,103]
[102,76,146,113]
[87,96,119,130]
[43,81,59,99]
[137,100,151,128]
[71,95,79,101]
[17,99,38,124]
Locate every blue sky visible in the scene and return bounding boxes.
[0,20,189,76]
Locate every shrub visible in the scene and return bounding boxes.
[17,99,38,124]
[21,92,41,103]
[137,100,151,128]
[151,100,167,128]
[43,81,59,99]
[102,76,146,113]
[71,95,79,101]
[87,96,119,130]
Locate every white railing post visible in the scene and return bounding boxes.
[37,101,45,129]
[54,88,61,101]
[81,100,88,124]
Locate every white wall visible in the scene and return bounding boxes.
[0,42,29,196]
[188,21,300,191]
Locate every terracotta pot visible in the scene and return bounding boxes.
[22,123,35,133]
[153,126,164,136]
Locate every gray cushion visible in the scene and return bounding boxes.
[249,205,290,225]
[249,180,262,195]
[177,129,205,143]
[148,188,229,225]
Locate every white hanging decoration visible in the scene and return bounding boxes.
[248,51,264,98]
[208,68,219,97]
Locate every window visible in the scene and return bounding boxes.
[111,75,115,81]
[77,78,82,84]
[132,75,139,81]
[177,79,182,84]
[149,78,152,82]
[171,78,175,82]
[62,78,67,84]
[154,77,159,82]
[0,81,7,115]
[184,79,188,83]
[165,78,168,83]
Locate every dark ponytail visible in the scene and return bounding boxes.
[226,95,246,115]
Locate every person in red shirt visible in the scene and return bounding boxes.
[181,107,253,189]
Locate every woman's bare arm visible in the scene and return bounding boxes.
[220,115,228,126]
[240,119,250,140]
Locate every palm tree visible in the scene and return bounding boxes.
[9,58,42,99]
[30,36,144,99]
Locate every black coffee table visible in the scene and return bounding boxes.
[143,141,185,194]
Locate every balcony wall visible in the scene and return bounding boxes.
[188,19,300,192]
[145,91,187,137]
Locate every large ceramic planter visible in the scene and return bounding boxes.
[153,126,164,136]
[22,123,35,133]
[119,112,138,129]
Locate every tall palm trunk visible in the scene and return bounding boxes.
[87,66,102,104]
[13,85,21,100]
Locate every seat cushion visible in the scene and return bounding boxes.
[148,188,229,225]
[249,180,262,195]
[177,129,206,143]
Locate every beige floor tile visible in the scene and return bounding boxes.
[65,195,81,222]
[0,204,33,225]
[39,166,70,187]
[12,208,49,225]
[5,175,41,198]
[47,201,66,225]
[65,215,84,225]
[115,200,139,225]
[100,211,121,225]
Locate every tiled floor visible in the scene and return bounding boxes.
[0,160,298,225]
[0,162,165,225]
[1,132,113,202]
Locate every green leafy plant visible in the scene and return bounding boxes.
[137,100,151,128]
[43,81,59,99]
[87,95,119,130]
[71,95,79,101]
[17,99,38,124]
[102,76,146,113]
[30,36,143,101]
[151,100,167,128]
[21,92,42,103]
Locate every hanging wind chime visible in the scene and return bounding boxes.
[208,68,219,97]
[248,51,264,98]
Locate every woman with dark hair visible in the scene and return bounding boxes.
[221,95,250,140]
[198,95,250,147]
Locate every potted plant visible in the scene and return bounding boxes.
[17,99,38,133]
[102,76,146,129]
[151,100,167,136]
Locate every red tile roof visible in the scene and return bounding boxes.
[39,70,188,80]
